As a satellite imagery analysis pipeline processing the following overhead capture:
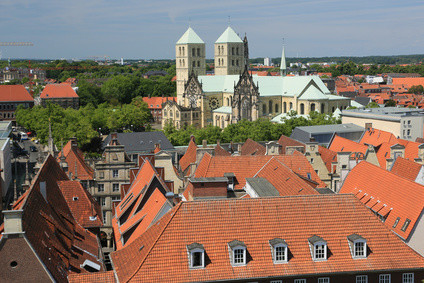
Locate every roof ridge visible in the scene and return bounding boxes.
[126,202,183,282]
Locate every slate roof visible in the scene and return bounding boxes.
[0,85,33,102]
[340,161,424,240]
[390,157,422,182]
[110,194,424,283]
[103,131,174,153]
[0,155,104,282]
[57,180,103,228]
[40,84,79,98]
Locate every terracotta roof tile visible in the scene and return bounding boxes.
[240,138,266,156]
[0,85,33,102]
[318,146,337,173]
[57,141,94,180]
[392,77,424,89]
[57,180,103,228]
[340,161,424,240]
[360,128,398,147]
[142,97,177,109]
[390,157,422,181]
[110,194,424,282]
[68,271,116,282]
[329,135,368,154]
[40,84,79,98]
[277,135,305,154]
[214,143,231,156]
[179,136,198,175]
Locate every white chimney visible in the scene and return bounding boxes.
[3,210,24,234]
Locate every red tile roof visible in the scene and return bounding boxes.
[0,155,104,281]
[214,143,231,156]
[57,180,103,228]
[329,135,368,155]
[179,136,198,175]
[112,159,172,250]
[360,128,398,147]
[318,146,337,173]
[392,77,424,89]
[110,194,424,282]
[375,142,392,169]
[277,135,305,154]
[340,161,424,240]
[390,157,422,182]
[40,84,79,98]
[240,138,266,156]
[57,140,94,180]
[0,85,33,102]
[142,97,177,109]
[68,271,116,283]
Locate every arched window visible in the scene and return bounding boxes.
[232,60,234,66]
[300,103,305,114]
[179,47,181,56]
[311,103,316,112]
[218,46,221,55]
[321,103,325,113]
[182,47,185,56]
[283,102,287,113]
[182,59,185,66]
[197,48,200,56]
[169,110,173,117]
[226,97,230,106]
[236,60,239,66]
[269,101,273,113]
[192,48,196,56]
[221,118,224,128]
[263,104,266,114]
[275,103,279,113]
[221,45,224,54]
[236,47,239,55]
[193,61,196,67]
[289,102,293,110]
[222,58,224,65]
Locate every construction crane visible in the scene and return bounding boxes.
[0,42,34,46]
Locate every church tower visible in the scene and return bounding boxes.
[280,45,287,76]
[214,26,244,76]
[176,27,206,105]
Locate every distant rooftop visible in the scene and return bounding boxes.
[103,131,174,153]
[341,107,424,121]
[294,123,365,134]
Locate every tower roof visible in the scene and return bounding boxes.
[176,27,204,44]
[280,45,287,71]
[215,26,243,43]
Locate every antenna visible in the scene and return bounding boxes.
[228,16,231,26]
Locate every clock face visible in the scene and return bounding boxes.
[209,97,220,110]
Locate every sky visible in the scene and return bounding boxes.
[1,0,424,60]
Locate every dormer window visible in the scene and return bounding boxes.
[269,238,288,264]
[228,240,247,266]
[347,234,367,259]
[187,243,205,269]
[308,235,327,261]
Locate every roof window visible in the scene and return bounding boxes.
[187,243,205,269]
[393,217,400,228]
[72,197,79,201]
[347,234,367,259]
[269,238,288,264]
[308,235,327,261]
[401,219,411,232]
[228,240,247,266]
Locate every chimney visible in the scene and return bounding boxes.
[3,210,24,234]
[202,140,207,148]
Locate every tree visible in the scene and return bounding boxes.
[367,102,380,108]
[77,79,104,106]
[385,100,396,107]
[101,75,138,104]
[409,85,424,94]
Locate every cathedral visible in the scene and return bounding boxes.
[162,26,350,129]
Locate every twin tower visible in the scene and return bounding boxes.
[175,26,248,98]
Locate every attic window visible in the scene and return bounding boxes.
[73,197,79,201]
[187,243,205,269]
[401,219,411,232]
[347,234,367,259]
[308,235,327,261]
[269,238,288,264]
[393,217,400,228]
[228,240,247,266]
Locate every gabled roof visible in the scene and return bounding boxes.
[40,83,79,98]
[340,161,424,240]
[318,146,337,173]
[214,143,231,156]
[57,180,103,228]
[329,135,368,155]
[360,128,398,147]
[298,83,328,100]
[112,159,172,250]
[215,26,243,43]
[0,85,33,102]
[110,194,424,282]
[142,97,177,109]
[240,138,266,156]
[57,140,94,180]
[176,27,204,44]
[0,155,104,281]
[390,157,422,182]
[277,134,305,154]
[179,136,198,175]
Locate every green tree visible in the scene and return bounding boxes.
[77,79,104,106]
[385,100,396,107]
[409,85,424,94]
[367,102,380,108]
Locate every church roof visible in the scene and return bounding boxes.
[213,106,232,114]
[176,27,204,44]
[298,84,328,100]
[215,26,243,43]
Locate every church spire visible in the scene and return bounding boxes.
[280,41,287,76]
[243,34,249,68]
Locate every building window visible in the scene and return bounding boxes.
[300,103,305,114]
[101,197,106,207]
[102,211,107,224]
[275,103,279,113]
[197,48,200,57]
[197,61,200,67]
[192,48,196,56]
[263,104,266,114]
[113,169,119,178]
[98,184,104,192]
[407,129,410,136]
[113,183,119,192]
[402,273,414,283]
[379,274,391,283]
[354,241,366,257]
[356,275,367,283]
[187,243,205,268]
[236,47,239,55]
[274,245,287,262]
[318,278,329,283]
[233,248,245,264]
[270,281,282,283]
[111,196,120,201]
[401,219,411,231]
[232,60,234,66]
[294,280,306,283]
[232,47,235,55]
[309,235,327,261]
[269,101,273,113]
[192,61,196,67]
[315,243,326,259]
